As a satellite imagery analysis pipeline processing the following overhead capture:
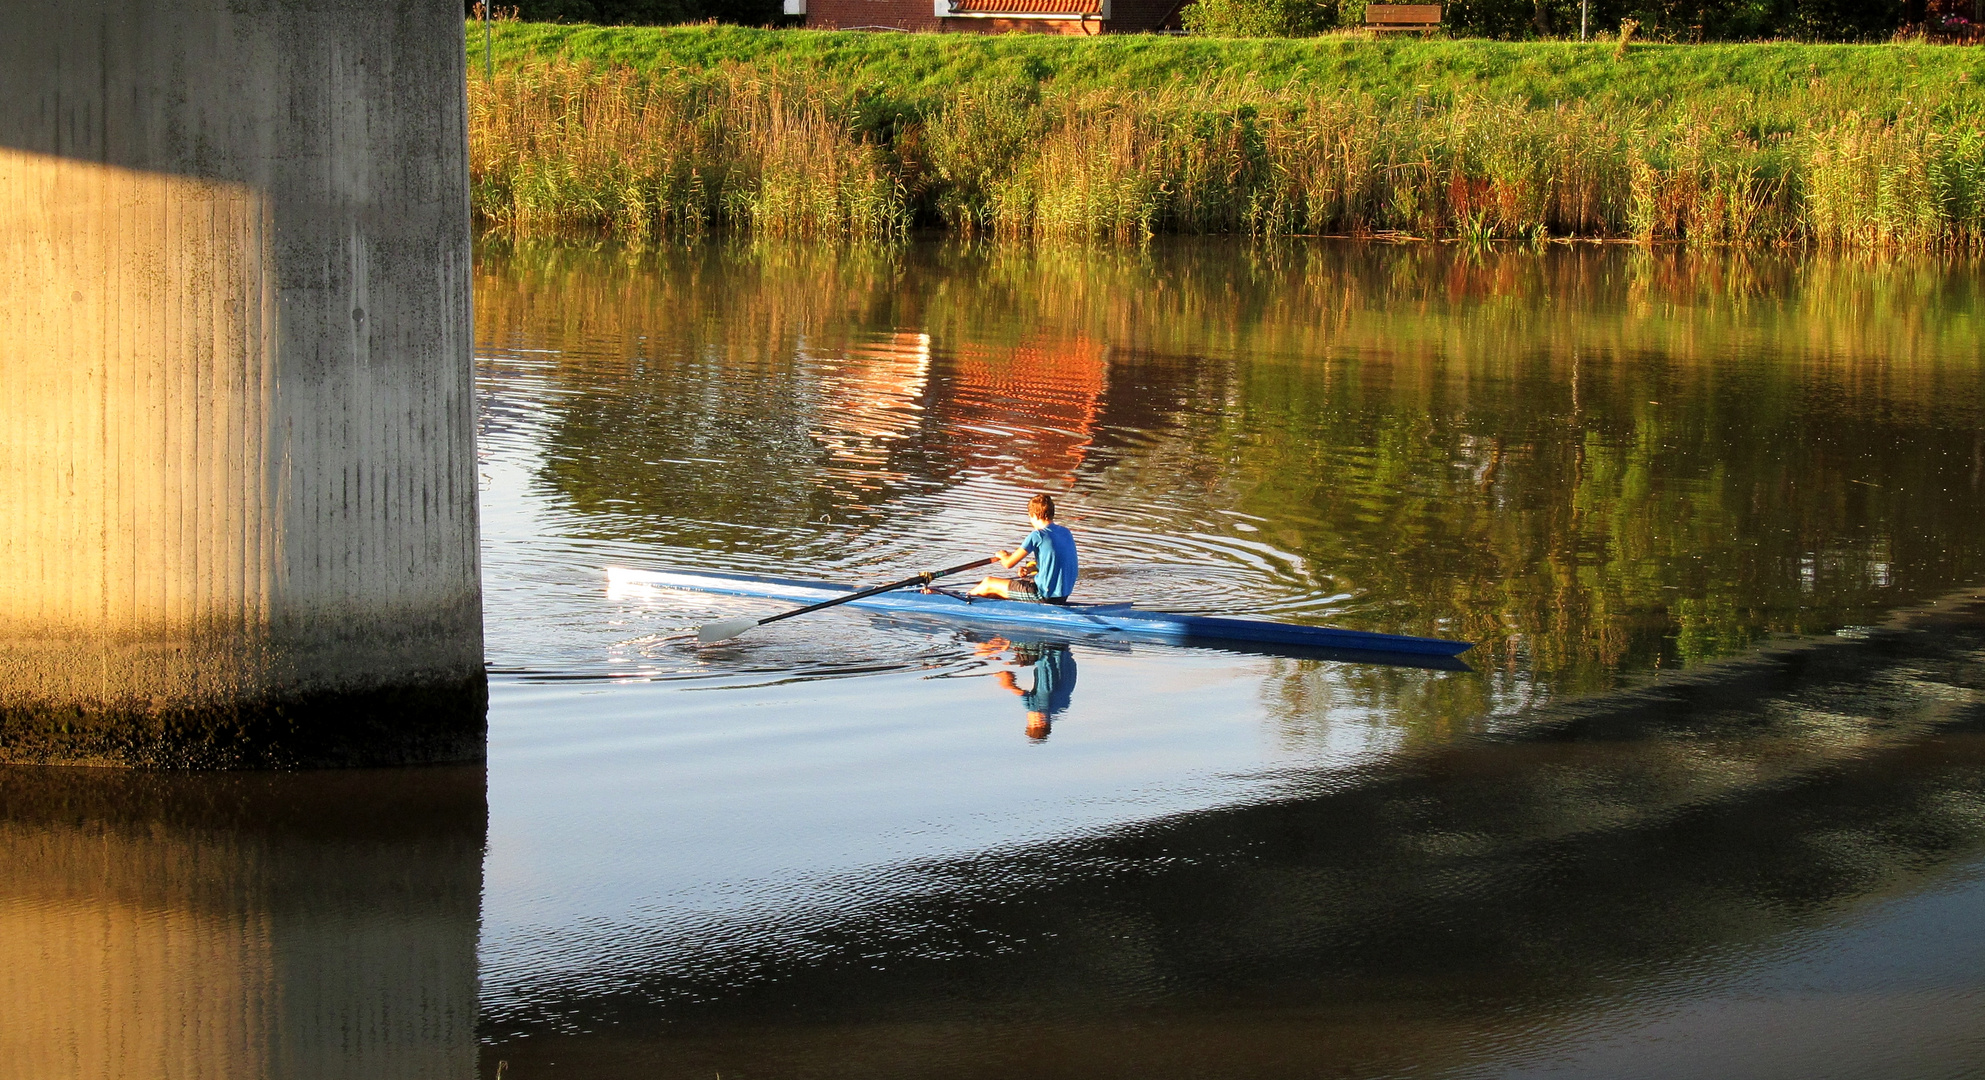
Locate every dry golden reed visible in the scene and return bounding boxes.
[469,62,906,239]
[469,60,1985,247]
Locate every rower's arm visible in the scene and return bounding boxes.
[993,545,1029,569]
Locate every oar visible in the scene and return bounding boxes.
[697,557,997,644]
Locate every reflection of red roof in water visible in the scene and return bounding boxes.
[942,335,1108,485]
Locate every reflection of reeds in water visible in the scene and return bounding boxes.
[476,240,1985,697]
[473,240,928,539]
[472,62,1985,248]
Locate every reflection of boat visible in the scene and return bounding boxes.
[608,567,1473,658]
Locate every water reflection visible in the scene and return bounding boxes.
[476,239,1985,706]
[978,638,1079,741]
[446,239,1985,1078]
[478,599,1985,1079]
[0,766,484,1080]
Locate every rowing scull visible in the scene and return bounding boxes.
[607,567,1473,658]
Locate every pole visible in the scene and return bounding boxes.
[483,2,492,80]
[1580,0,1588,41]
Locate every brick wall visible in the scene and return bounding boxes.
[807,0,939,30]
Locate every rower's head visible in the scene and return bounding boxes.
[1028,493,1055,529]
[1026,711,1051,741]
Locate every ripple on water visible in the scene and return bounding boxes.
[478,313,1377,679]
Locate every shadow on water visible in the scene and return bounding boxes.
[479,595,1985,1079]
[0,766,486,1079]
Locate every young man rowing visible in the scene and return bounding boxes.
[969,494,1078,604]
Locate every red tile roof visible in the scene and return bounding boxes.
[947,0,1103,14]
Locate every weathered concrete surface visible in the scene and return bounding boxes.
[0,1,484,767]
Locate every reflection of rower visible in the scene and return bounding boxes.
[983,638,1077,742]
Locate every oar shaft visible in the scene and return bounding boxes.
[753,557,995,629]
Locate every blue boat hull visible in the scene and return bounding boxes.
[609,567,1474,658]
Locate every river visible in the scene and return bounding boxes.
[5,239,1984,1079]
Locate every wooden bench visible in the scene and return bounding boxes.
[1364,4,1442,32]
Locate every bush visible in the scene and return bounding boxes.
[1440,0,1900,41]
[1183,0,1342,36]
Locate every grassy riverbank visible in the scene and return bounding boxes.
[468,24,1985,245]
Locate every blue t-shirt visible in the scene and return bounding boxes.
[1021,523,1079,599]
[1020,646,1077,717]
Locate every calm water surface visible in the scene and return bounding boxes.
[7,240,1985,1080]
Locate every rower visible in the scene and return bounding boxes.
[969,494,1078,604]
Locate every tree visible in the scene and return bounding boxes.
[1439,0,1899,38]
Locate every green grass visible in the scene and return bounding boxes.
[471,22,1985,110]
[466,23,1985,245]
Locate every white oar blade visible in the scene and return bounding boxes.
[697,617,760,644]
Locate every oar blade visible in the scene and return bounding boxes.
[697,616,760,644]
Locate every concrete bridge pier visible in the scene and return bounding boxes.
[0,0,484,767]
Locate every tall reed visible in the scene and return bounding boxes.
[469,62,907,239]
[469,59,1985,248]
[1802,110,1985,247]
